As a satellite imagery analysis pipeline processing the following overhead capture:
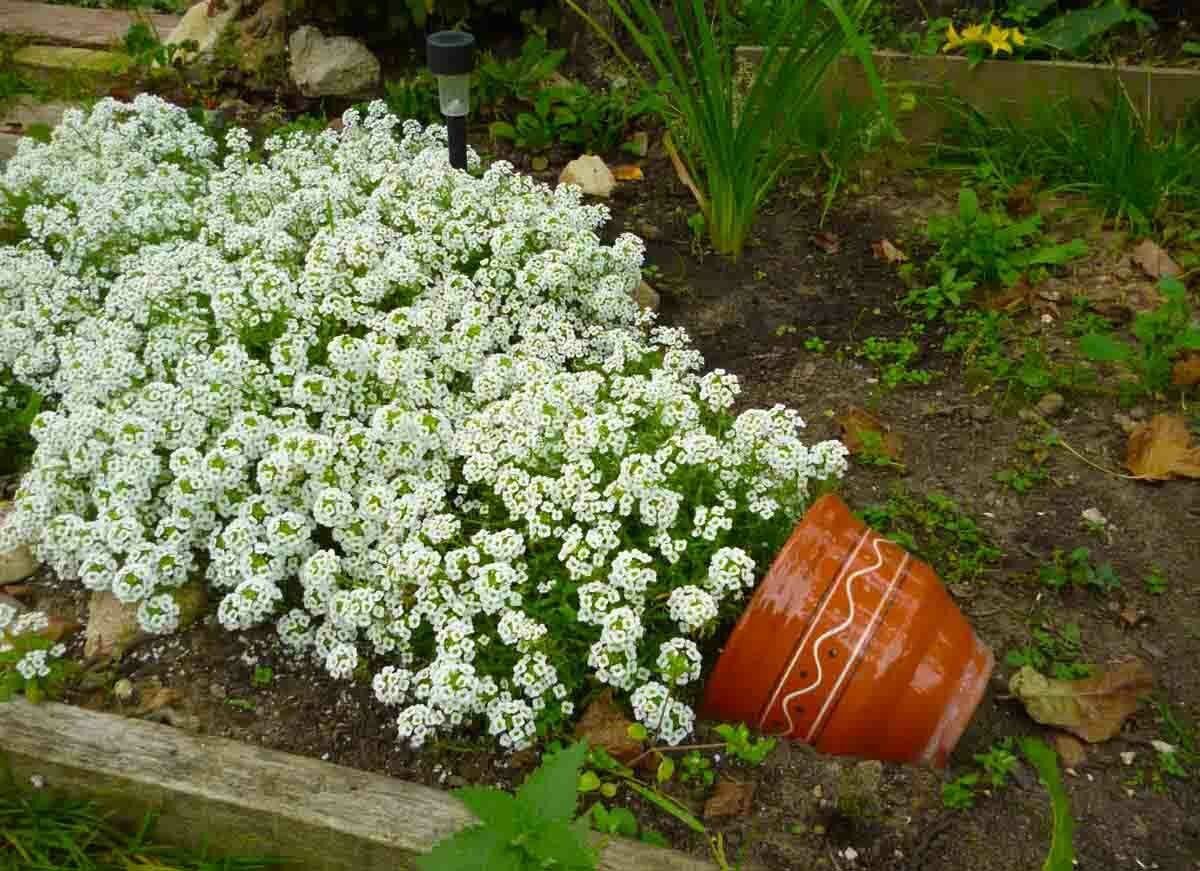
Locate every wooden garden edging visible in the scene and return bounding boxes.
[737,47,1200,142]
[1,699,718,871]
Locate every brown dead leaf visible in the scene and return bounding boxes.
[871,238,907,264]
[837,407,903,462]
[1125,414,1200,480]
[612,164,644,182]
[984,277,1035,312]
[1009,659,1154,743]
[1005,178,1039,217]
[574,689,643,763]
[811,231,840,255]
[134,685,184,717]
[1118,606,1144,627]
[1052,733,1087,768]
[1130,239,1181,280]
[704,779,756,819]
[1171,353,1200,387]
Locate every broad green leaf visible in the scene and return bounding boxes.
[958,188,979,222]
[1079,333,1130,363]
[1028,239,1087,266]
[1008,0,1058,16]
[516,742,588,824]
[489,121,517,140]
[415,825,520,871]
[454,787,522,832]
[1020,738,1075,871]
[524,819,598,870]
[578,771,601,793]
[1176,328,1200,351]
[1034,1,1130,54]
[626,723,648,741]
[599,782,618,798]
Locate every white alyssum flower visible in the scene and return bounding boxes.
[0,97,848,751]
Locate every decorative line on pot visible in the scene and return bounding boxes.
[702,493,994,768]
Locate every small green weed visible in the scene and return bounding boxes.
[1150,698,1198,781]
[678,751,715,787]
[1005,620,1091,680]
[1038,547,1121,594]
[1144,566,1167,595]
[857,331,934,389]
[383,74,440,125]
[251,666,273,688]
[941,738,1019,810]
[421,742,596,871]
[0,369,41,474]
[861,489,1001,584]
[995,463,1048,494]
[925,188,1086,289]
[1080,277,1200,401]
[714,723,776,765]
[804,336,828,353]
[122,22,194,73]
[225,698,256,713]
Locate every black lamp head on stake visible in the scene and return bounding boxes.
[427,31,476,170]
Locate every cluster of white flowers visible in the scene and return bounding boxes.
[0,97,847,749]
[0,604,67,680]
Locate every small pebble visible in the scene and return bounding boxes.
[113,678,134,702]
[1035,392,1065,417]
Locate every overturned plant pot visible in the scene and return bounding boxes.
[702,493,992,767]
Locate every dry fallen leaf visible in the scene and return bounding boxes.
[612,164,644,182]
[984,277,1035,312]
[1172,352,1200,387]
[134,685,184,717]
[1005,178,1039,217]
[1125,414,1200,480]
[704,779,756,819]
[837,407,903,462]
[1009,659,1154,743]
[1118,606,1144,627]
[811,231,841,255]
[574,689,643,763]
[1130,239,1181,280]
[1052,732,1087,768]
[871,238,907,264]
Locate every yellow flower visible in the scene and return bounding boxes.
[1011,28,1028,47]
[943,23,964,51]
[985,26,1014,55]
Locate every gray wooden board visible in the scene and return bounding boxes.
[1,699,718,870]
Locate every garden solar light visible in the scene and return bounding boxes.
[426,30,476,171]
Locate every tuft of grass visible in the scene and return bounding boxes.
[937,95,1200,232]
[0,787,283,870]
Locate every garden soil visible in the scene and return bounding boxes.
[14,148,1200,871]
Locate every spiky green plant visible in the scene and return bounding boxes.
[578,0,882,259]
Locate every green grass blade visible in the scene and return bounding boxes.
[1020,737,1075,871]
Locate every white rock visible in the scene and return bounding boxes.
[0,501,39,585]
[632,280,660,312]
[166,0,243,60]
[288,26,380,98]
[559,155,615,198]
[84,583,206,659]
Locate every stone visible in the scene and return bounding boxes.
[288,26,380,98]
[969,405,993,422]
[558,155,615,198]
[84,582,207,659]
[1034,392,1065,417]
[166,0,242,60]
[13,45,132,77]
[0,132,19,163]
[632,280,660,312]
[1,501,39,585]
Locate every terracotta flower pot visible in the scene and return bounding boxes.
[702,493,993,767]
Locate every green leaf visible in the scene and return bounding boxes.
[489,121,517,141]
[624,780,705,834]
[516,742,588,824]
[1020,738,1075,871]
[1079,332,1131,363]
[626,723,648,741]
[525,819,598,870]
[1033,1,1131,54]
[455,787,522,832]
[1184,41,1200,56]
[656,757,675,783]
[415,825,519,871]
[958,188,980,222]
[578,771,601,793]
[1176,328,1200,351]
[599,782,618,799]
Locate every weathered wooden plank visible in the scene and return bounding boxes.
[0,700,717,871]
[0,0,180,48]
[737,48,1200,142]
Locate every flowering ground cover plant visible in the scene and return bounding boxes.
[0,96,847,751]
